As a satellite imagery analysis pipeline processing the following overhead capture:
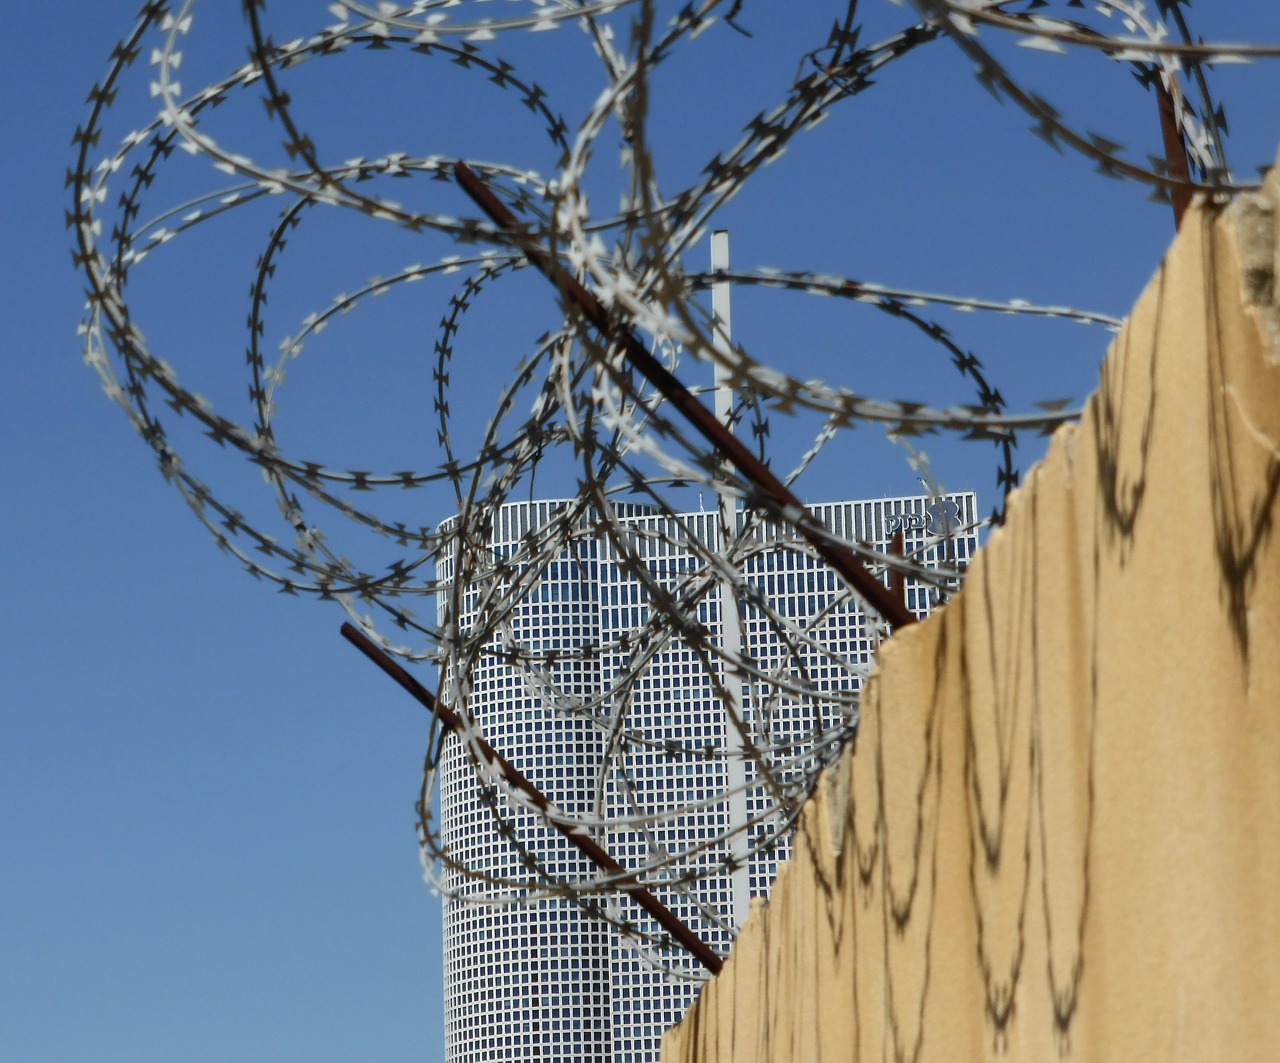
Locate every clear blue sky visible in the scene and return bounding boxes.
[4,3,1279,1061]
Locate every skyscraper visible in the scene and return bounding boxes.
[436,492,978,1063]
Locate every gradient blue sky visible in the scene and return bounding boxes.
[5,3,1279,1061]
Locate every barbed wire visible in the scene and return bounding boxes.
[73,0,1276,975]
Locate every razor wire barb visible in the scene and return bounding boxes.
[73,0,1277,973]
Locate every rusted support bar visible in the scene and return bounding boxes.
[888,530,907,612]
[340,621,724,974]
[1155,79,1194,229]
[452,162,916,632]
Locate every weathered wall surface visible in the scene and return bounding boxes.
[663,171,1280,1062]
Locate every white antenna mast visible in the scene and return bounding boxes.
[711,230,735,428]
[711,230,751,930]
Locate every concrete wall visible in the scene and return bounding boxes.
[662,168,1280,1062]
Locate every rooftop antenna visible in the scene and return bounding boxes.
[711,230,751,930]
[710,231,734,432]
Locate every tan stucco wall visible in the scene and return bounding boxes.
[663,169,1280,1062]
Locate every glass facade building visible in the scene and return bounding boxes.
[436,493,979,1063]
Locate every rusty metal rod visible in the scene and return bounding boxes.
[452,162,915,631]
[339,621,724,974]
[1155,80,1194,229]
[888,530,907,612]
